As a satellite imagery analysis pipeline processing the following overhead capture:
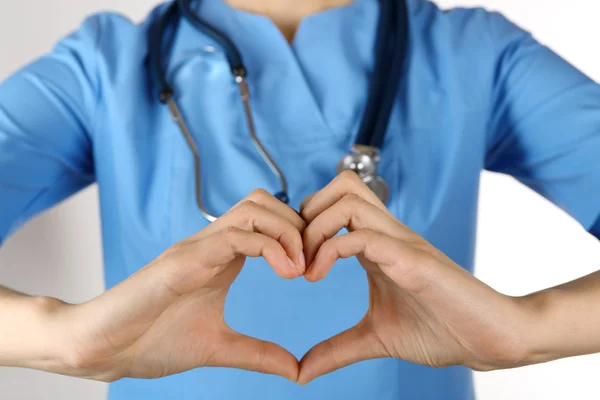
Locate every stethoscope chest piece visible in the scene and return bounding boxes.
[336,145,390,204]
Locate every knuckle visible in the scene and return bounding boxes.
[339,170,364,187]
[296,218,308,233]
[235,201,259,227]
[388,246,431,293]
[236,200,257,214]
[248,188,270,201]
[299,207,311,222]
[221,225,240,234]
[220,226,242,238]
[320,237,337,255]
[342,192,363,205]
[338,169,360,182]
[282,223,301,242]
[303,225,324,248]
[263,236,279,251]
[216,228,241,254]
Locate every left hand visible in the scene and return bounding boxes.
[297,171,532,384]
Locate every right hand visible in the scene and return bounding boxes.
[47,189,306,382]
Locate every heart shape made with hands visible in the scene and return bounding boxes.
[66,172,522,384]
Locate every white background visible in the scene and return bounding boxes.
[0,0,599,399]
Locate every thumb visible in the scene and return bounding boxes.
[298,320,384,385]
[213,330,299,382]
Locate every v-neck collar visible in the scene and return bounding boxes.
[190,0,379,144]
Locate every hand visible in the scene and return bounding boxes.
[51,189,306,382]
[297,171,530,384]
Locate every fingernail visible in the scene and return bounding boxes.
[298,251,306,271]
[287,256,299,271]
[298,376,310,386]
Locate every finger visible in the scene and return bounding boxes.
[94,229,299,339]
[186,196,305,272]
[300,171,392,224]
[212,330,299,382]
[171,228,301,294]
[204,228,301,279]
[237,188,306,233]
[186,188,305,240]
[298,320,384,385]
[303,193,410,268]
[306,228,420,283]
[221,200,305,272]
[300,191,317,211]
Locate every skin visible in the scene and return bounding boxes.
[0,190,306,382]
[225,0,355,42]
[2,0,600,390]
[297,173,600,383]
[2,171,600,384]
[297,172,533,383]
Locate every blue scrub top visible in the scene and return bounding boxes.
[1,0,600,399]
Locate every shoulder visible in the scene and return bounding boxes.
[31,3,171,111]
[404,1,537,109]
[64,5,167,69]
[39,3,172,87]
[408,0,529,41]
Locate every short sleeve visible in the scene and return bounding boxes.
[484,13,600,238]
[0,16,102,244]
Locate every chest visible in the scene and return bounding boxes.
[94,71,485,275]
[92,13,490,278]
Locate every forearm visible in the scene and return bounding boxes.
[519,269,600,365]
[0,285,69,371]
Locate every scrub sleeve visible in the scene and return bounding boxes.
[0,16,101,245]
[484,13,600,239]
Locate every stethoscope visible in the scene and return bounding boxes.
[150,0,409,222]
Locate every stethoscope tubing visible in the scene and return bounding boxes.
[149,0,409,221]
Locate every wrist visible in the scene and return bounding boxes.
[12,296,75,372]
[513,290,564,367]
